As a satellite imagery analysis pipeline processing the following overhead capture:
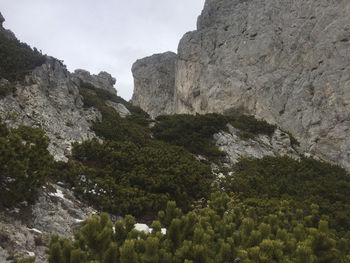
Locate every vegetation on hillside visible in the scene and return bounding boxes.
[2,23,348,263]
[52,139,213,217]
[48,84,213,217]
[0,85,9,98]
[0,33,45,82]
[0,118,53,208]
[80,81,150,128]
[46,192,350,263]
[218,156,350,234]
[152,114,277,161]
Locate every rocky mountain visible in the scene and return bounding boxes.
[0,14,120,262]
[0,10,303,260]
[131,0,350,171]
[1,5,350,262]
[0,58,101,162]
[0,13,124,161]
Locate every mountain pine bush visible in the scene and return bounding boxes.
[46,192,350,263]
[0,118,53,208]
[0,33,45,81]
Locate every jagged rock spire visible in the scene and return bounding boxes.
[0,12,5,26]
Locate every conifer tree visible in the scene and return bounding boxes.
[120,240,139,263]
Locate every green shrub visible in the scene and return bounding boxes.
[80,81,150,127]
[0,119,53,208]
[47,193,350,263]
[79,86,150,145]
[55,138,214,217]
[0,86,9,98]
[0,33,45,81]
[219,156,350,233]
[152,114,229,161]
[228,114,276,137]
[152,113,277,161]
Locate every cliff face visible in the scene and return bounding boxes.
[132,52,177,118]
[132,0,350,170]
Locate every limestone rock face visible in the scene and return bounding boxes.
[0,12,4,25]
[132,0,350,170]
[214,124,299,166]
[105,100,131,117]
[0,184,96,263]
[131,52,177,118]
[0,57,101,161]
[72,69,117,96]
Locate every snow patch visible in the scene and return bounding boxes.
[134,223,150,233]
[27,251,35,257]
[134,224,167,235]
[28,228,42,234]
[49,188,72,203]
[49,189,65,199]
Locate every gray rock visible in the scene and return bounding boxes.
[0,247,9,263]
[0,12,4,26]
[132,0,350,171]
[131,52,177,118]
[0,57,101,161]
[214,124,299,165]
[72,69,117,96]
[0,184,96,263]
[105,100,131,117]
[0,12,17,40]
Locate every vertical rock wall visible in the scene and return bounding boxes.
[132,0,350,170]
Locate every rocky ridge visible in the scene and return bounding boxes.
[0,6,346,262]
[0,12,122,161]
[215,124,299,166]
[0,58,101,161]
[0,12,15,40]
[132,0,350,171]
[0,14,120,262]
[72,69,117,96]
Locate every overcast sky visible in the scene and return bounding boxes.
[0,0,205,100]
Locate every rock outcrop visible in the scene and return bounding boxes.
[132,0,350,171]
[72,69,117,96]
[0,58,101,161]
[0,12,4,25]
[214,125,299,166]
[0,184,96,263]
[0,14,124,262]
[132,52,177,118]
[105,100,131,117]
[0,11,16,40]
[0,15,124,161]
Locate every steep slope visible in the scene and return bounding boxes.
[0,13,121,161]
[0,58,101,161]
[132,0,350,171]
[0,9,349,263]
